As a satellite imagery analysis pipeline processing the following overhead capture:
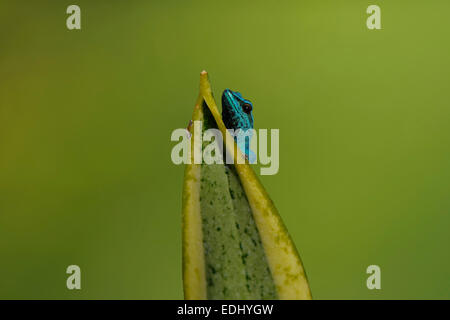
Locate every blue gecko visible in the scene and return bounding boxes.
[221,89,256,163]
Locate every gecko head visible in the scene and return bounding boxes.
[221,89,254,130]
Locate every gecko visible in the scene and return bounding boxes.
[221,89,256,163]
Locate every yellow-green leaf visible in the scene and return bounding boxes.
[182,71,312,300]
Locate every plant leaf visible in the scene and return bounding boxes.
[182,71,312,300]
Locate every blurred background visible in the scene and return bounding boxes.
[1,0,449,299]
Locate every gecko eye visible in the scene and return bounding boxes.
[242,103,252,114]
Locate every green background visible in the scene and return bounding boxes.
[1,0,449,299]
